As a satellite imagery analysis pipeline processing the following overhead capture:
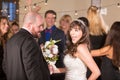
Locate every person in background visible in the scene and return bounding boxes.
[87,6,108,50]
[38,10,66,80]
[52,18,101,80]
[8,21,19,38]
[78,17,89,27]
[59,14,72,49]
[91,21,120,80]
[10,21,19,34]
[0,16,10,80]
[87,6,108,80]
[59,14,72,36]
[3,11,50,80]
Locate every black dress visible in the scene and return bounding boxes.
[90,34,106,50]
[90,34,106,70]
[87,34,106,80]
[101,56,120,80]
[0,44,6,80]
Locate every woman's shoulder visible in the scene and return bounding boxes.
[77,44,87,49]
[77,44,89,53]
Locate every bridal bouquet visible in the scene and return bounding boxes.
[42,39,61,71]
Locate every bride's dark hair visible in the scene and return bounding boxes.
[65,18,90,57]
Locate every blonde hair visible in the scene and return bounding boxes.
[87,6,108,35]
[59,14,72,29]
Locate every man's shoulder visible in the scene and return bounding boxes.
[54,27,64,33]
[8,29,32,44]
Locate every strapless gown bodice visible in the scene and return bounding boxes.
[64,54,87,80]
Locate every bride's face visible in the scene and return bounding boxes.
[69,26,82,44]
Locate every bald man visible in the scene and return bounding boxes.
[3,12,50,80]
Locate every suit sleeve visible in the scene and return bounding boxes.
[21,37,44,80]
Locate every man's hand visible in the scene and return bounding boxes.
[33,6,41,13]
[26,0,32,6]
[26,0,32,12]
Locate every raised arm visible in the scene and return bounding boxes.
[91,45,111,57]
[26,0,32,12]
[26,0,41,12]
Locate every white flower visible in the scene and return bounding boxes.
[54,45,58,48]
[52,45,58,55]
[45,49,51,55]
[48,53,54,58]
[49,61,56,65]
[44,41,50,48]
[43,49,50,57]
[41,39,61,64]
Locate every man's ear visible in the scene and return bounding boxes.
[28,22,33,30]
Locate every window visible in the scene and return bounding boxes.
[1,1,19,21]
[9,2,16,21]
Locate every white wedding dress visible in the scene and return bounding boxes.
[64,54,87,80]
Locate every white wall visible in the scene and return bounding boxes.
[101,0,120,27]
[19,0,120,28]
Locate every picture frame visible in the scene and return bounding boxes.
[91,0,101,8]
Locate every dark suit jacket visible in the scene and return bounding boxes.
[0,44,6,80]
[38,26,66,68]
[3,29,50,80]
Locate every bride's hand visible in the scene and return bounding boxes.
[53,68,60,73]
[48,64,54,74]
[48,64,60,74]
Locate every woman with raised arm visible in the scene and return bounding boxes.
[87,6,109,80]
[91,21,120,80]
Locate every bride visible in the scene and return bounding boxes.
[51,19,101,80]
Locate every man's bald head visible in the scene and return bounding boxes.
[22,12,44,38]
[23,12,42,25]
